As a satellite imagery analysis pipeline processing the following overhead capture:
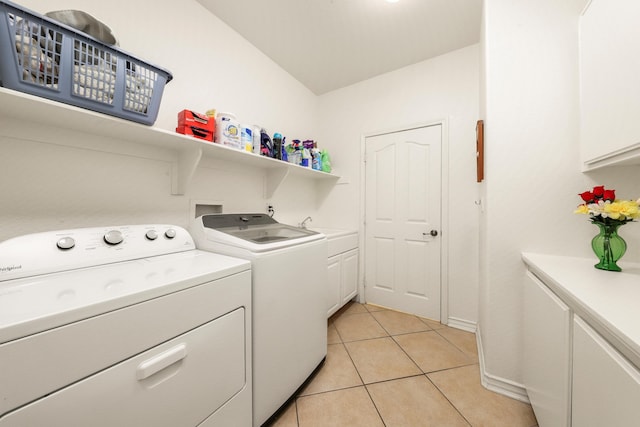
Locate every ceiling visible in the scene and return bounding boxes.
[197,0,483,95]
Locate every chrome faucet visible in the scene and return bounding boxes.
[299,216,312,229]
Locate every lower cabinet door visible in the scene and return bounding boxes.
[522,271,571,427]
[327,255,341,316]
[341,249,359,303]
[572,315,640,427]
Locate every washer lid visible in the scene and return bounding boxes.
[202,213,318,242]
[0,250,250,344]
[198,214,323,252]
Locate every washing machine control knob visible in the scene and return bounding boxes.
[165,229,176,239]
[56,236,75,250]
[145,230,158,240]
[104,230,124,245]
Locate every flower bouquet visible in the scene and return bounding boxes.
[575,186,640,271]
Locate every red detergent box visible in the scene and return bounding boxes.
[176,124,214,141]
[177,110,215,133]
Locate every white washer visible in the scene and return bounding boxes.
[0,224,252,427]
[191,214,328,427]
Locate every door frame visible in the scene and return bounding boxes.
[358,118,450,324]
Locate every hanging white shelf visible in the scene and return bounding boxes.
[0,87,340,196]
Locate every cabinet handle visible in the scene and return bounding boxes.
[136,343,187,380]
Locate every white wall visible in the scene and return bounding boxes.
[480,0,640,392]
[0,0,320,240]
[317,45,480,326]
[1,1,480,326]
[14,0,319,137]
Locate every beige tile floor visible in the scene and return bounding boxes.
[268,302,538,427]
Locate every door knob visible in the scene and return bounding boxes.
[422,230,439,237]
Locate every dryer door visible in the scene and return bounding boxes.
[0,308,248,427]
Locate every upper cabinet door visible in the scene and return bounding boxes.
[580,0,640,170]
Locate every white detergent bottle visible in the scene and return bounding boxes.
[302,148,311,168]
[216,112,241,149]
[241,125,253,152]
[252,125,261,154]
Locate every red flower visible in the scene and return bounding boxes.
[603,189,616,202]
[592,186,605,197]
[579,191,594,203]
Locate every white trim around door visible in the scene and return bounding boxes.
[358,118,450,324]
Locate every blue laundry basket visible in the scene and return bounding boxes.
[0,0,173,125]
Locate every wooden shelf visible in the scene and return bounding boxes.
[0,87,339,195]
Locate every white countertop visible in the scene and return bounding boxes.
[522,252,640,368]
[309,228,358,257]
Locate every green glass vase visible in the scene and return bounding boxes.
[591,222,627,272]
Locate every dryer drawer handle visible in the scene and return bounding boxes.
[136,343,187,380]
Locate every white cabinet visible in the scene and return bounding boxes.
[572,316,640,427]
[327,249,359,317]
[315,229,359,317]
[522,253,640,427]
[522,272,572,427]
[327,256,342,316]
[580,0,640,170]
[341,249,358,304]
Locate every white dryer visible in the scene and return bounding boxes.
[0,224,252,426]
[191,214,328,427]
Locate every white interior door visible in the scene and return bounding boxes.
[364,125,442,320]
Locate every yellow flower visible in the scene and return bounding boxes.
[604,202,626,220]
[603,200,639,220]
[620,200,640,219]
[574,204,590,215]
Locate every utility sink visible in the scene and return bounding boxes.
[309,227,358,257]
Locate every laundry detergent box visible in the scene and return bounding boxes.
[177,110,215,133]
[176,124,213,141]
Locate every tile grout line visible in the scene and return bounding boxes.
[432,327,477,361]
[424,373,475,427]
[350,306,436,426]
[364,304,477,426]
[339,306,403,426]
[285,303,532,427]
[367,310,427,378]
[361,384,388,427]
[293,398,300,427]
[341,339,369,390]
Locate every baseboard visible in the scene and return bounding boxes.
[476,324,531,403]
[447,316,477,333]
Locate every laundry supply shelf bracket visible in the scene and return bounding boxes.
[172,146,202,195]
[265,167,289,199]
